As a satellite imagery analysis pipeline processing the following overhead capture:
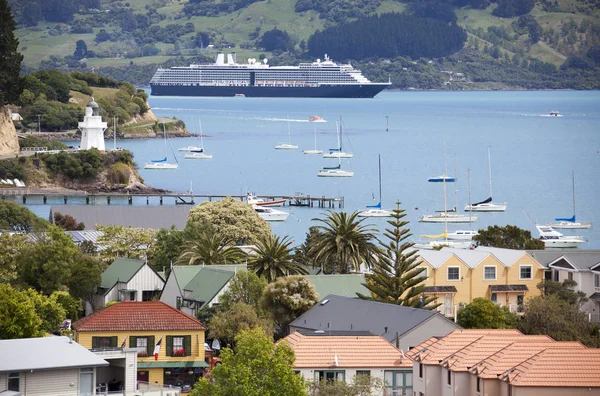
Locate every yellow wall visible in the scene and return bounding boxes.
[76,330,206,362]
[506,254,544,299]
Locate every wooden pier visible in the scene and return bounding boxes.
[0,189,344,209]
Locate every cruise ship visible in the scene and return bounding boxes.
[150,53,391,98]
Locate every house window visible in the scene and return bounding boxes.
[163,367,201,391]
[419,363,423,378]
[447,267,460,281]
[568,272,574,281]
[315,370,345,382]
[166,335,191,357]
[143,290,161,301]
[356,370,371,377]
[553,270,559,282]
[79,368,93,396]
[491,293,497,303]
[384,370,412,395]
[477,377,481,392]
[595,273,600,288]
[130,336,155,357]
[8,372,19,391]
[92,336,118,349]
[483,266,496,280]
[447,369,451,385]
[520,266,532,280]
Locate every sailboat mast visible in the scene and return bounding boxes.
[378,154,382,204]
[443,176,448,238]
[468,168,472,224]
[488,146,493,199]
[572,169,576,218]
[454,153,457,212]
[339,117,343,151]
[199,119,204,149]
[287,115,291,145]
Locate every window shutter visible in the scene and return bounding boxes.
[130,336,137,349]
[166,336,173,356]
[92,337,99,349]
[184,336,191,356]
[111,336,118,347]
[147,336,155,356]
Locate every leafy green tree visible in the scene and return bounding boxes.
[519,295,599,347]
[209,302,274,348]
[190,327,306,396]
[0,0,24,106]
[249,235,308,283]
[95,224,158,262]
[0,232,29,284]
[218,271,267,313]
[259,28,295,52]
[307,375,384,396]
[67,254,103,310]
[52,291,81,321]
[262,275,318,335]
[538,280,588,307]
[17,225,80,295]
[25,289,66,334]
[73,40,88,60]
[358,202,438,309]
[0,284,43,339]
[53,212,85,231]
[473,225,544,250]
[0,200,49,232]
[309,211,380,274]
[147,226,185,274]
[457,298,519,329]
[186,197,271,245]
[294,226,335,272]
[177,227,245,265]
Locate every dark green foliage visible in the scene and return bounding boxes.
[295,0,380,23]
[41,148,103,180]
[561,55,594,71]
[248,235,308,283]
[514,15,541,44]
[0,199,48,232]
[18,136,67,150]
[70,72,119,88]
[0,0,24,106]
[184,0,262,17]
[53,212,85,231]
[457,298,519,329]
[147,226,185,275]
[473,225,545,250]
[492,0,535,18]
[307,13,467,60]
[588,46,600,65]
[452,0,489,8]
[408,1,457,24]
[538,280,588,307]
[0,158,28,183]
[259,28,295,52]
[74,40,88,60]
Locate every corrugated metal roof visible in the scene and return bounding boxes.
[416,250,455,269]
[101,258,145,289]
[441,247,491,268]
[185,267,235,305]
[0,336,108,372]
[476,246,527,266]
[304,274,369,299]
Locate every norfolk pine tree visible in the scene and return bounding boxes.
[358,202,439,309]
[0,0,23,106]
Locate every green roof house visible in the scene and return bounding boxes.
[94,258,165,309]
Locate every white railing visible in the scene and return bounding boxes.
[94,382,180,396]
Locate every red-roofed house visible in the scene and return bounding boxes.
[73,301,207,392]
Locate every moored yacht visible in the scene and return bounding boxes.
[253,206,290,221]
[247,193,286,207]
[536,225,585,248]
[446,230,479,240]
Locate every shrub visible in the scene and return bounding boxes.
[107,162,131,185]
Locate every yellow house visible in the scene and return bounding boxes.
[416,247,545,318]
[73,301,207,392]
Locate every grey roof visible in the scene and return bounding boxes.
[65,230,104,244]
[416,250,455,269]
[298,330,375,337]
[441,247,490,268]
[489,284,529,292]
[0,336,108,372]
[100,258,145,290]
[50,206,193,230]
[290,294,460,343]
[476,246,527,266]
[304,274,369,298]
[527,250,600,270]
[589,293,600,302]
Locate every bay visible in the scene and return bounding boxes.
[56,91,600,248]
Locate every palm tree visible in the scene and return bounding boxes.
[309,211,380,274]
[249,234,308,283]
[177,228,245,265]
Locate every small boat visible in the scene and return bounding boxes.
[464,147,507,212]
[253,206,290,221]
[536,225,585,248]
[185,152,213,159]
[323,119,353,158]
[234,93,245,97]
[275,116,298,150]
[178,146,203,152]
[446,230,479,240]
[184,120,213,159]
[145,123,179,170]
[428,174,455,183]
[359,155,391,217]
[317,165,354,177]
[303,128,323,155]
[550,110,559,116]
[420,212,478,223]
[413,240,472,250]
[548,170,591,229]
[247,193,286,207]
[309,115,325,122]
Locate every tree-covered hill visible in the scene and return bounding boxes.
[7,0,600,89]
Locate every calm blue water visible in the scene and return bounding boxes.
[45,91,600,248]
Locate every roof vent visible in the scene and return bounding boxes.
[314,330,325,334]
[320,299,329,305]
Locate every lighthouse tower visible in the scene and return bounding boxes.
[79,98,107,151]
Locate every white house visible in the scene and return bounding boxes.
[94,258,165,309]
[0,336,109,396]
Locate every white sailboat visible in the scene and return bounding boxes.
[323,119,353,158]
[185,120,213,159]
[465,147,507,212]
[317,157,354,177]
[548,169,591,229]
[275,116,298,150]
[303,128,323,155]
[447,169,479,240]
[144,123,179,169]
[359,155,391,217]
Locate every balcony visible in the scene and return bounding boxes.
[95,381,180,396]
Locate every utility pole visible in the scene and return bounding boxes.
[37,114,41,135]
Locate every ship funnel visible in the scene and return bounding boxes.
[216,53,225,65]
[233,52,237,63]
[227,54,234,64]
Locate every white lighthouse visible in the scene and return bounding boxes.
[78,98,107,151]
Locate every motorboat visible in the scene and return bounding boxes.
[358,155,392,217]
[309,115,325,122]
[550,110,559,116]
[253,206,290,221]
[247,193,286,207]
[548,170,591,229]
[303,128,323,155]
[275,116,298,150]
[184,152,213,159]
[464,147,507,212]
[536,225,585,248]
[446,230,479,240]
[323,119,353,158]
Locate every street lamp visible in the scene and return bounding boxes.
[37,114,41,135]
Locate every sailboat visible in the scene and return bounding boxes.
[465,147,507,212]
[415,174,471,249]
[275,116,298,150]
[548,169,591,229]
[323,119,353,158]
[359,155,391,217]
[303,128,323,155]
[317,157,354,177]
[185,120,213,159]
[144,123,179,169]
[447,169,479,240]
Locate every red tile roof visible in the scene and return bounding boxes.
[283,332,412,369]
[73,301,206,332]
